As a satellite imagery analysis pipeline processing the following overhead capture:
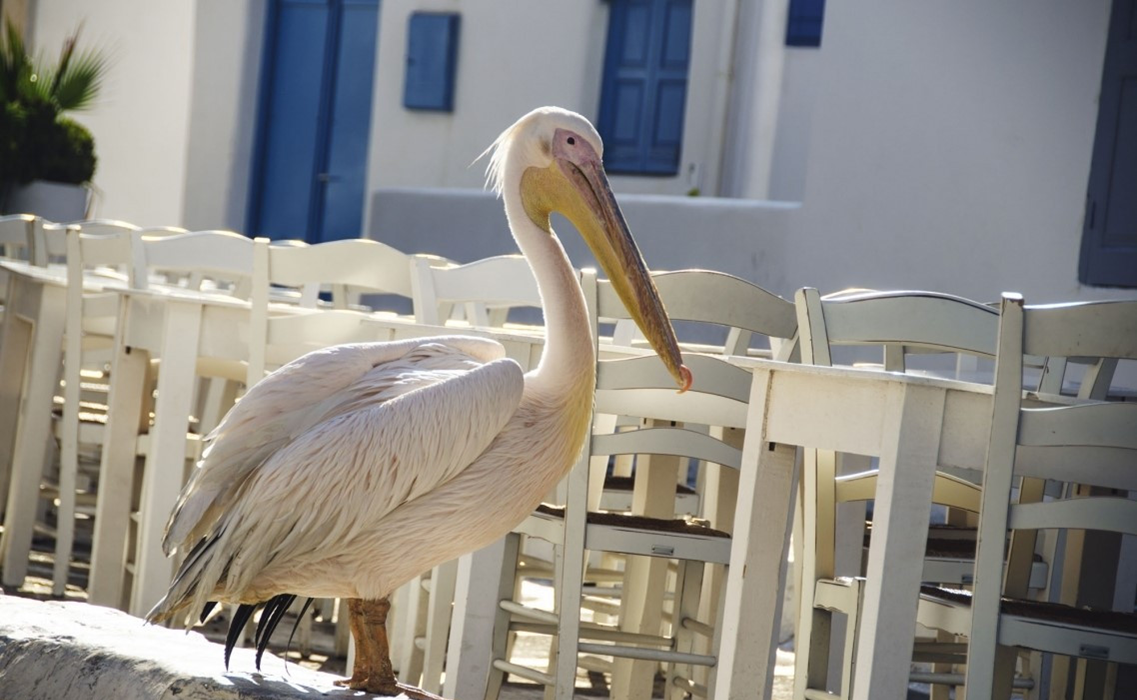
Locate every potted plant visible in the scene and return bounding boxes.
[0,19,108,220]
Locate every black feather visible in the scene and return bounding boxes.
[285,598,316,665]
[198,601,218,624]
[224,604,258,670]
[255,594,297,670]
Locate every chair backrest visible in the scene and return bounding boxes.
[137,230,268,299]
[796,287,999,373]
[411,254,541,327]
[567,350,754,526]
[268,237,427,310]
[0,214,37,261]
[594,269,798,358]
[965,294,1137,686]
[36,219,141,266]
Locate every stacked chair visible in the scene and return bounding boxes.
[446,269,798,700]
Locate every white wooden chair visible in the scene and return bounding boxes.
[410,254,541,329]
[453,270,796,700]
[920,294,1137,700]
[482,352,751,700]
[791,288,1022,699]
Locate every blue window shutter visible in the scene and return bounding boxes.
[598,0,691,175]
[786,0,826,48]
[404,13,460,111]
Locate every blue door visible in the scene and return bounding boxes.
[597,0,692,175]
[249,0,379,243]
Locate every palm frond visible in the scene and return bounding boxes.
[51,49,108,111]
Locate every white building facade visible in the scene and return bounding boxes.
[12,0,1135,303]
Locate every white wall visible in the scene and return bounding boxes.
[787,0,1131,304]
[181,0,265,231]
[363,0,743,203]
[30,1,196,226]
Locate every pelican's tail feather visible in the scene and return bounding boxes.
[254,593,297,670]
[145,530,223,626]
[225,603,258,670]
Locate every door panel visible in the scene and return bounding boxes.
[252,0,331,240]
[318,0,380,241]
[250,0,379,243]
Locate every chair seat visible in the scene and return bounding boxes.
[919,585,1137,636]
[528,503,732,564]
[859,531,1048,587]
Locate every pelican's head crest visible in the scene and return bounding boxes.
[481,106,603,198]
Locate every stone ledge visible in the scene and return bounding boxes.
[0,594,380,700]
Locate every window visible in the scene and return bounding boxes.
[786,0,826,48]
[596,0,692,176]
[403,12,460,112]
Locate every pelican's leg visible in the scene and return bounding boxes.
[358,596,399,695]
[334,599,372,687]
[337,596,446,699]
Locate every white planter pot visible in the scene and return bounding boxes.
[4,180,91,222]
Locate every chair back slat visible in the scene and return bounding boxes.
[796,287,999,368]
[269,238,427,302]
[411,254,538,326]
[592,427,743,470]
[596,269,797,358]
[1021,299,1137,361]
[1008,498,1137,537]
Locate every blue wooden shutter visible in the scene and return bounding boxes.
[598,0,692,175]
[1080,0,1137,287]
[786,0,826,48]
[404,12,460,111]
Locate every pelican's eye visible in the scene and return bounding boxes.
[567,136,576,146]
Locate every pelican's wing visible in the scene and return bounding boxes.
[162,336,510,555]
[155,351,525,622]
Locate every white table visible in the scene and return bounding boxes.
[713,359,994,700]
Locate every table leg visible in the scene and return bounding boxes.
[129,300,203,617]
[88,298,149,609]
[713,370,797,700]
[0,281,33,516]
[851,384,944,700]
[1,286,66,588]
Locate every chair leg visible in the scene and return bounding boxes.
[446,540,511,700]
[398,573,428,686]
[485,533,522,700]
[421,558,458,694]
[665,559,704,700]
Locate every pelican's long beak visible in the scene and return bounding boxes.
[551,130,691,392]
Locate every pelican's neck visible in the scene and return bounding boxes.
[502,188,595,394]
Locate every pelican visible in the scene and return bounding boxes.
[146,106,691,696]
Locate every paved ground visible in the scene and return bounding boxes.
[9,558,797,700]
